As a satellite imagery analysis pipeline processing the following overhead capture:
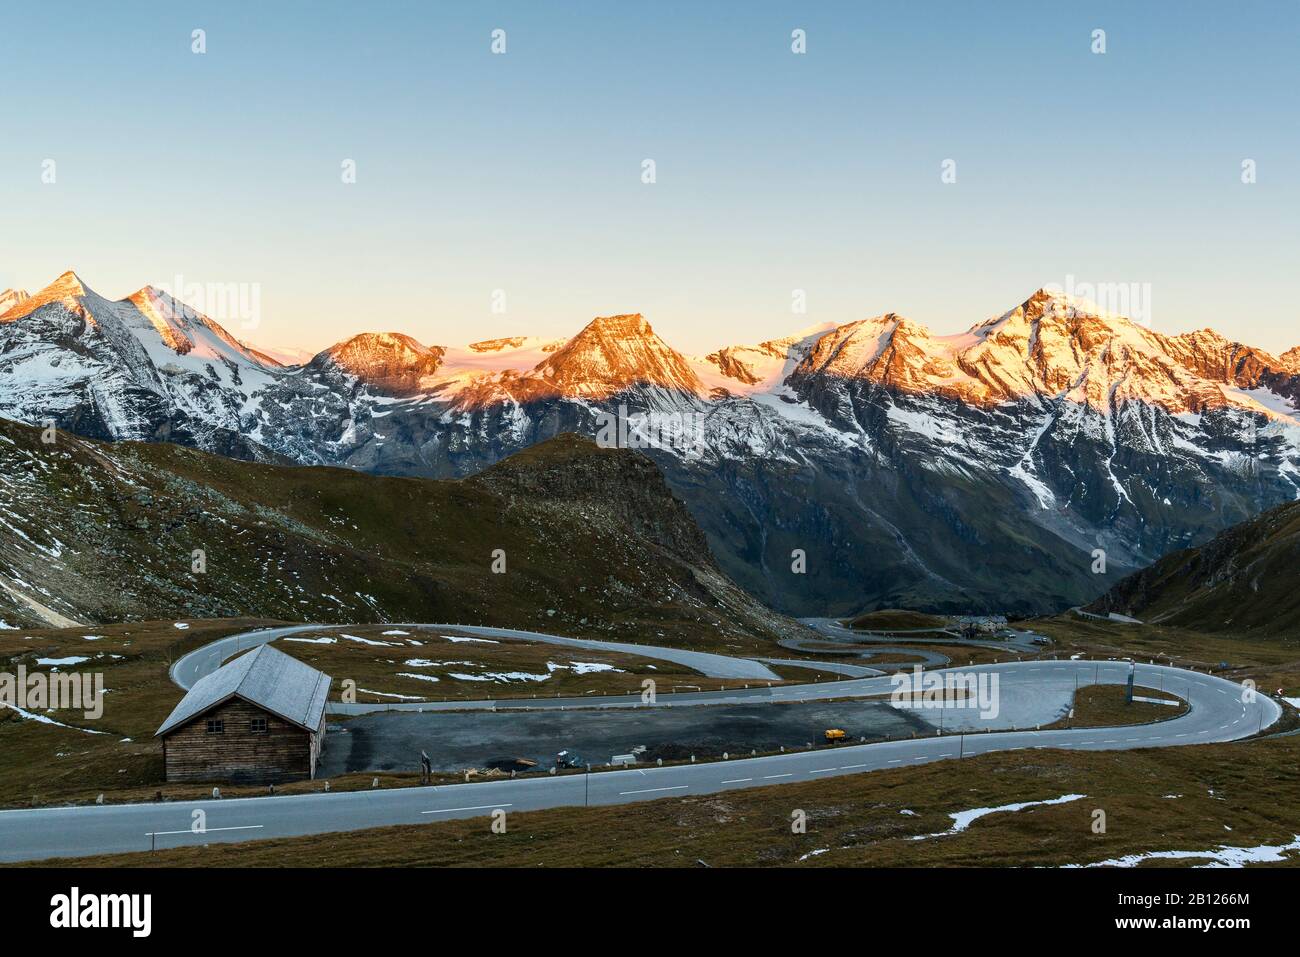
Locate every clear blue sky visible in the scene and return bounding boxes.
[1,1,1296,355]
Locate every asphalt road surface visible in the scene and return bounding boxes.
[322,697,932,774]
[0,627,1281,863]
[170,623,781,694]
[799,617,1047,654]
[327,659,1268,773]
[778,636,952,667]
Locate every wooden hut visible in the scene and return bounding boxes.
[155,644,331,784]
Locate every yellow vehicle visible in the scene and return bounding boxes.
[824,728,849,744]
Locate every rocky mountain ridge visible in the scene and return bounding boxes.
[3,271,1298,616]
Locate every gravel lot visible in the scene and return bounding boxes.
[321,699,933,774]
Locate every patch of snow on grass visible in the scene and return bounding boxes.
[447,671,551,683]
[912,793,1086,841]
[546,661,623,674]
[1066,836,1300,868]
[342,633,395,646]
[0,702,109,734]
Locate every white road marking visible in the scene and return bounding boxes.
[721,778,753,784]
[422,803,513,814]
[809,768,837,774]
[763,773,793,779]
[618,785,687,796]
[147,825,264,836]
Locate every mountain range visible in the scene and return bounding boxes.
[3,271,1299,617]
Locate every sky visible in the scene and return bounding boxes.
[1,1,1297,357]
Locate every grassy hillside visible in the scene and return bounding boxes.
[237,624,766,703]
[1087,499,1300,637]
[0,418,805,651]
[0,619,284,807]
[845,609,950,631]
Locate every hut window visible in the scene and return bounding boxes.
[206,719,224,734]
[250,717,268,734]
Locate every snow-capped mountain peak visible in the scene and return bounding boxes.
[467,335,564,355]
[311,331,447,395]
[0,288,31,318]
[47,269,89,296]
[523,313,705,400]
[768,287,1300,421]
[696,322,838,395]
[0,271,287,453]
[123,284,271,367]
[0,270,93,322]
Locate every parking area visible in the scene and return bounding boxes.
[319,698,934,775]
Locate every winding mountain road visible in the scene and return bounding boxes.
[169,623,782,697]
[0,624,1282,864]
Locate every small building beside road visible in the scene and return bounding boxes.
[155,644,331,784]
[957,615,1008,638]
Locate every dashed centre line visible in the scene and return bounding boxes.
[423,804,512,814]
[147,824,264,837]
